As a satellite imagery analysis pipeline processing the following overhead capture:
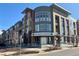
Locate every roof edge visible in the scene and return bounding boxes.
[50,3,71,15]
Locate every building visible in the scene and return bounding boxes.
[77,20,79,43]
[77,20,79,35]
[1,4,78,48]
[0,30,3,45]
[0,30,6,47]
[4,8,34,47]
[22,8,34,47]
[5,20,23,47]
[69,17,78,46]
[31,4,78,48]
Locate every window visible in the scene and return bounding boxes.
[35,18,39,22]
[39,23,51,31]
[40,18,42,21]
[35,24,39,31]
[74,30,76,34]
[73,22,75,28]
[35,23,51,32]
[42,17,45,21]
[48,17,51,21]
[55,15,60,34]
[55,15,59,23]
[61,17,65,35]
[66,19,69,35]
[35,11,51,22]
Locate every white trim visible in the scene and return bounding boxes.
[32,32,58,36]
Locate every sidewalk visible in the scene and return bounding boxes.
[24,44,79,56]
[61,44,73,49]
[0,44,78,56]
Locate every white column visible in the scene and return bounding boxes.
[64,19,67,43]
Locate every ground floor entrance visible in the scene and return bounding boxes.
[30,36,61,48]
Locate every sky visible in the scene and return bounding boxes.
[0,3,79,30]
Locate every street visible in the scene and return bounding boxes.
[36,47,79,56]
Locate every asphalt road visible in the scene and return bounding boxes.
[37,47,79,56]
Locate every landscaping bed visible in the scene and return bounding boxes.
[43,47,62,52]
[5,50,39,56]
[0,47,62,56]
[0,48,19,52]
